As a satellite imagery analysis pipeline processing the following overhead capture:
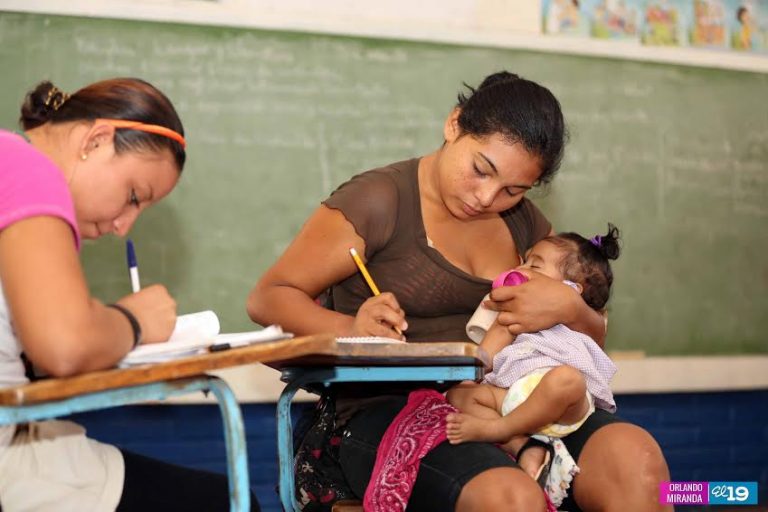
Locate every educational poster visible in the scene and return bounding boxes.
[542,0,643,40]
[582,0,643,40]
[689,0,728,47]
[540,0,768,54]
[725,0,767,52]
[642,0,690,46]
[542,0,589,36]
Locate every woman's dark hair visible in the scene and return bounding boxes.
[456,71,567,185]
[545,223,621,311]
[20,78,185,171]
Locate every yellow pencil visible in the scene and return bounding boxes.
[349,247,381,295]
[349,247,402,335]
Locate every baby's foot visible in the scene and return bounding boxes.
[445,412,507,444]
[518,445,547,481]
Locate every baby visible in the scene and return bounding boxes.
[446,224,621,487]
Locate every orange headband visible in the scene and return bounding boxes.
[97,118,186,149]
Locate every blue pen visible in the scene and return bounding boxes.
[126,239,141,293]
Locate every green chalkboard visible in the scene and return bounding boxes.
[1,11,766,355]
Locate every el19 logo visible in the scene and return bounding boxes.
[708,482,757,505]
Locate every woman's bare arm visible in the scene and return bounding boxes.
[247,205,406,339]
[0,217,177,376]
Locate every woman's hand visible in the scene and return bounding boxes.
[486,269,606,344]
[117,284,177,344]
[485,270,580,336]
[351,292,407,340]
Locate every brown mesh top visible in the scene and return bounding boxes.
[323,158,551,342]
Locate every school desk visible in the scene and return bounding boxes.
[269,340,490,512]
[0,333,336,512]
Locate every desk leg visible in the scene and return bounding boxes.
[276,376,308,512]
[207,377,251,512]
[277,369,338,512]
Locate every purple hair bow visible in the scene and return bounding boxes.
[590,235,602,247]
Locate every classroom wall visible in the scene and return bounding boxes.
[2,0,542,38]
[71,390,768,512]
[2,4,766,503]
[1,1,766,398]
[3,0,767,72]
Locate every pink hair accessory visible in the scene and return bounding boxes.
[491,269,529,289]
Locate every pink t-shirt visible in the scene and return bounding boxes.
[0,129,81,421]
[0,130,80,248]
[0,138,123,505]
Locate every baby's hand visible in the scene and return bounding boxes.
[479,321,516,363]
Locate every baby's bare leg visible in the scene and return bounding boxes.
[446,381,504,419]
[517,444,548,481]
[498,366,591,437]
[445,383,508,444]
[448,366,591,446]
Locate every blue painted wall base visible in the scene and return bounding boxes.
[68,389,768,511]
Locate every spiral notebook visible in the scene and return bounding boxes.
[336,336,404,344]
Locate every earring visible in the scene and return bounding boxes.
[81,153,88,161]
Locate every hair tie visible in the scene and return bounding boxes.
[589,235,602,248]
[44,86,70,111]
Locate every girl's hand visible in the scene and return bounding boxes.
[351,292,407,340]
[484,270,580,336]
[117,284,177,344]
[479,321,516,364]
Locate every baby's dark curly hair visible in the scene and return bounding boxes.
[544,224,621,311]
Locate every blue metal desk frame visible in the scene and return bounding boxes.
[0,375,250,512]
[276,365,484,512]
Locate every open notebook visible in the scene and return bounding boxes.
[119,310,291,367]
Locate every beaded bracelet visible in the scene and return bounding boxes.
[107,303,142,348]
